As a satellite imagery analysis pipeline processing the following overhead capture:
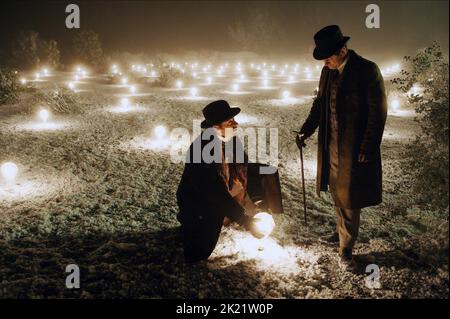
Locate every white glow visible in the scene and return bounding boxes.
[129,85,137,94]
[68,82,75,91]
[282,90,291,100]
[190,87,198,97]
[262,79,269,88]
[35,72,40,79]
[253,212,275,238]
[38,109,50,122]
[20,78,27,85]
[176,80,183,89]
[154,125,166,139]
[121,77,128,85]
[232,83,240,92]
[206,76,213,84]
[390,99,400,113]
[121,98,130,108]
[1,162,18,182]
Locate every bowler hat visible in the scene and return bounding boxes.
[313,25,350,60]
[201,100,240,128]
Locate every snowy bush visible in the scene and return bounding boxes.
[152,66,185,88]
[37,85,82,113]
[392,42,449,212]
[0,68,20,105]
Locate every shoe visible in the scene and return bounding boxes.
[339,248,357,272]
[319,232,339,244]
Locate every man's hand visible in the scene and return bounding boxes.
[358,151,369,163]
[244,217,265,239]
[295,133,306,149]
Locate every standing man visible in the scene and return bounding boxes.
[296,25,387,270]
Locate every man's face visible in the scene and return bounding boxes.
[323,47,348,69]
[214,117,238,140]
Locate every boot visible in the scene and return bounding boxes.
[339,248,356,272]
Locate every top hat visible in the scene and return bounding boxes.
[201,100,240,128]
[313,25,350,60]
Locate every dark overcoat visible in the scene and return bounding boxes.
[176,132,250,263]
[300,50,387,209]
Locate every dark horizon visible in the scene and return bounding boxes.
[1,0,449,62]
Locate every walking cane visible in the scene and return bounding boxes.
[293,131,308,226]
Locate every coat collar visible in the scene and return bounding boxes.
[337,49,360,90]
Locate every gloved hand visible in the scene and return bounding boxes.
[244,216,265,239]
[295,133,307,149]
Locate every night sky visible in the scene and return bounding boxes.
[1,1,448,61]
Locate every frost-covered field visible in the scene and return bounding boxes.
[0,68,448,298]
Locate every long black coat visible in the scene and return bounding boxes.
[300,50,387,209]
[176,132,250,263]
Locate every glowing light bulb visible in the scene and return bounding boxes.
[121,77,128,85]
[206,76,213,84]
[390,99,400,112]
[154,125,166,139]
[253,212,275,238]
[288,75,294,82]
[176,80,183,89]
[129,85,137,94]
[43,68,49,76]
[20,78,27,85]
[35,73,40,79]
[262,79,269,88]
[68,82,75,90]
[1,162,18,182]
[121,98,130,108]
[232,83,240,92]
[282,90,291,99]
[38,109,50,122]
[190,87,198,97]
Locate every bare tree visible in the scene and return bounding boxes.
[228,4,283,53]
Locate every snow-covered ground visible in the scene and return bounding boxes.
[0,68,447,298]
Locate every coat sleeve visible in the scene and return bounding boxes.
[360,63,387,156]
[187,161,251,227]
[299,68,327,138]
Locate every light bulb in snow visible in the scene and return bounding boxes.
[35,73,40,79]
[253,212,275,238]
[121,98,130,108]
[43,68,49,76]
[190,87,198,97]
[129,85,137,94]
[306,72,312,80]
[390,99,400,112]
[68,82,75,90]
[206,76,212,84]
[20,78,27,85]
[176,80,183,89]
[288,75,294,82]
[232,83,240,92]
[240,74,246,80]
[282,90,291,100]
[121,77,128,85]
[262,79,269,88]
[1,162,18,182]
[38,109,50,122]
[154,125,166,139]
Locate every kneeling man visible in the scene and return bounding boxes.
[177,100,263,263]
